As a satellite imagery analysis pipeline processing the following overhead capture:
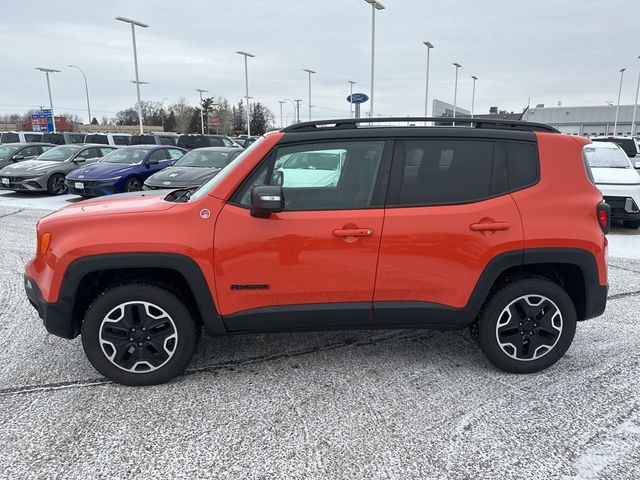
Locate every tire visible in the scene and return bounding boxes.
[124,177,142,192]
[81,284,200,386]
[623,220,640,229]
[476,277,576,374]
[47,173,67,195]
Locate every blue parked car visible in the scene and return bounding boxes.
[66,145,186,197]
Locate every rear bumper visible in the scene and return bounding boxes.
[584,283,608,320]
[24,275,77,339]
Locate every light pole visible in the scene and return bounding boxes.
[294,99,303,124]
[452,62,462,124]
[631,57,640,137]
[423,41,434,118]
[303,69,315,121]
[614,67,626,135]
[348,80,356,117]
[196,89,208,134]
[35,67,60,132]
[68,65,91,124]
[130,80,149,129]
[471,75,478,118]
[278,100,286,128]
[364,0,385,118]
[116,17,149,135]
[236,51,255,136]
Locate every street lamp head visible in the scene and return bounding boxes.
[423,41,434,49]
[348,80,356,85]
[35,67,61,73]
[365,0,386,9]
[115,17,149,28]
[196,89,208,93]
[131,80,149,85]
[303,69,316,74]
[236,51,255,58]
[453,62,462,68]
[472,75,478,80]
[620,67,626,73]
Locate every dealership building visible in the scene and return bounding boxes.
[521,104,639,136]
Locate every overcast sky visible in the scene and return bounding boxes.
[1,0,638,124]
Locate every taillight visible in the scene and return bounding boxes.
[597,202,611,234]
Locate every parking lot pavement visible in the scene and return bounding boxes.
[0,191,82,211]
[1,206,639,480]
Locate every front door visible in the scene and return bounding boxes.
[214,139,392,332]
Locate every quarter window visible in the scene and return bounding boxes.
[507,142,539,190]
[234,140,386,211]
[167,148,185,160]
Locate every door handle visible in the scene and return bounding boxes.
[469,222,510,232]
[333,228,374,237]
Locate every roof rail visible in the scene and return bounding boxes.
[282,116,559,134]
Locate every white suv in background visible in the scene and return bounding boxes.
[584,141,640,228]
[591,136,640,165]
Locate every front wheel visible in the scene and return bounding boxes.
[124,177,142,192]
[81,284,200,385]
[476,278,576,374]
[47,173,67,195]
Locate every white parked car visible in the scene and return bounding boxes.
[584,141,640,228]
[277,150,345,187]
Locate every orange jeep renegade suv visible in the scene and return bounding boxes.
[24,118,610,385]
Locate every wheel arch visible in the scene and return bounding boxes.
[58,253,224,339]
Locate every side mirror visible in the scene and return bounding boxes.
[251,185,284,218]
[147,158,159,166]
[74,157,86,163]
[12,154,25,161]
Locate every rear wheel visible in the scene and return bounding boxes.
[124,177,142,192]
[81,284,200,385]
[47,173,67,195]
[476,278,576,374]
[623,220,640,229]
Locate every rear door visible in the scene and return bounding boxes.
[213,138,392,331]
[373,138,525,326]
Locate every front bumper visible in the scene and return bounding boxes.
[24,275,78,339]
[0,175,46,192]
[65,179,119,197]
[602,195,640,221]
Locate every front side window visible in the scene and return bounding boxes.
[148,149,169,162]
[77,148,99,160]
[20,146,40,158]
[101,148,151,164]
[112,136,129,146]
[24,134,42,142]
[1,133,19,143]
[234,140,386,211]
[0,146,19,160]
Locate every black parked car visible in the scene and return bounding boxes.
[129,133,179,146]
[176,134,239,150]
[144,147,243,190]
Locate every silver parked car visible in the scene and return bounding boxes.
[0,143,55,170]
[0,144,116,195]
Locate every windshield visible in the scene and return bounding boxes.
[190,136,265,202]
[101,148,151,164]
[37,146,81,161]
[176,150,230,168]
[0,146,19,160]
[584,145,631,168]
[592,138,638,157]
[281,151,341,170]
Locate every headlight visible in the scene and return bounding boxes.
[98,176,122,182]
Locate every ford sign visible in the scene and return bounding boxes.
[347,93,369,104]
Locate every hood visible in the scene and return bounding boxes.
[591,167,640,185]
[0,160,64,176]
[43,190,176,223]
[67,161,141,180]
[145,166,221,187]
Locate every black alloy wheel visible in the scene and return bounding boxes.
[476,277,576,374]
[47,173,67,195]
[124,177,143,192]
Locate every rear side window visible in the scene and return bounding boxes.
[112,136,129,146]
[24,134,42,142]
[1,133,19,143]
[507,142,539,191]
[390,139,497,206]
[158,136,174,145]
